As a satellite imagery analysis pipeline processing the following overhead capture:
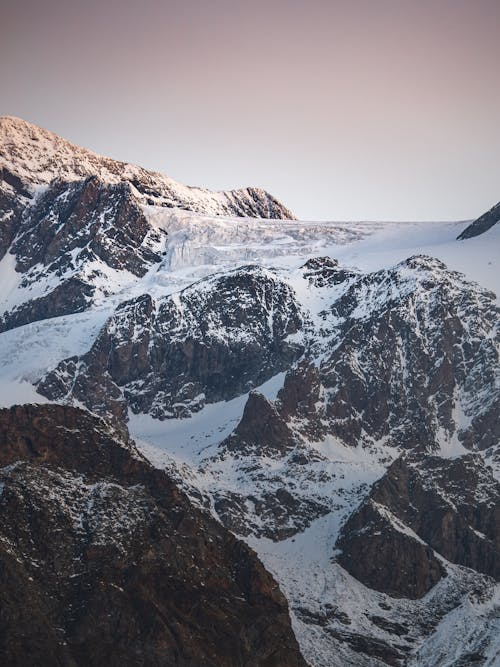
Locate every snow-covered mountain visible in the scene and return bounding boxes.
[0,116,295,332]
[0,118,499,666]
[0,115,296,218]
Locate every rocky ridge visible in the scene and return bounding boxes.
[0,403,306,667]
[32,253,500,665]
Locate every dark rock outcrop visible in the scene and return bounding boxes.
[318,256,499,451]
[0,276,95,333]
[224,391,299,457]
[336,497,447,599]
[0,166,29,260]
[336,453,500,598]
[38,267,306,420]
[457,201,500,240]
[12,176,166,278]
[301,257,356,288]
[0,403,307,667]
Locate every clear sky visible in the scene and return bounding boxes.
[2,0,499,220]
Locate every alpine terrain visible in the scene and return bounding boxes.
[0,116,499,666]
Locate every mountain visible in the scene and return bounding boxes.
[34,251,500,666]
[0,116,295,333]
[0,116,295,219]
[457,200,500,240]
[0,119,499,666]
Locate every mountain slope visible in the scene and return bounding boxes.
[0,403,306,667]
[39,256,499,454]
[0,116,295,333]
[0,121,499,666]
[0,115,296,220]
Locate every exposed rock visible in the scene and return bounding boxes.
[0,166,28,260]
[319,255,499,451]
[12,176,166,278]
[370,455,500,579]
[224,391,299,457]
[325,628,408,667]
[0,115,296,220]
[0,403,307,667]
[336,453,500,598]
[457,201,500,240]
[301,256,356,287]
[38,267,306,420]
[336,497,447,599]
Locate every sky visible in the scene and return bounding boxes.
[1,0,499,221]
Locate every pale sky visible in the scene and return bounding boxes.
[2,0,499,220]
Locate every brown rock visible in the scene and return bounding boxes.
[0,404,307,667]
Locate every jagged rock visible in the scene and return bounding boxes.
[325,628,408,667]
[0,276,95,333]
[336,453,500,598]
[457,201,500,240]
[319,256,499,451]
[12,176,166,278]
[38,267,306,420]
[212,486,329,541]
[336,497,447,599]
[301,256,356,287]
[224,391,299,456]
[277,360,327,441]
[0,115,296,219]
[0,404,307,667]
[0,166,29,260]
[370,455,500,579]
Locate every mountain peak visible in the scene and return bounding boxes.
[0,116,296,219]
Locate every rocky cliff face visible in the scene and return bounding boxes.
[0,403,306,667]
[337,453,500,598]
[40,255,498,449]
[38,266,306,420]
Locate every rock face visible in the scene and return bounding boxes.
[457,201,500,239]
[318,256,499,451]
[0,276,95,333]
[0,403,307,667]
[38,266,306,420]
[338,496,447,599]
[12,176,165,278]
[39,255,499,451]
[337,453,500,598]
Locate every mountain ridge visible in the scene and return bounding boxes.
[0,115,296,219]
